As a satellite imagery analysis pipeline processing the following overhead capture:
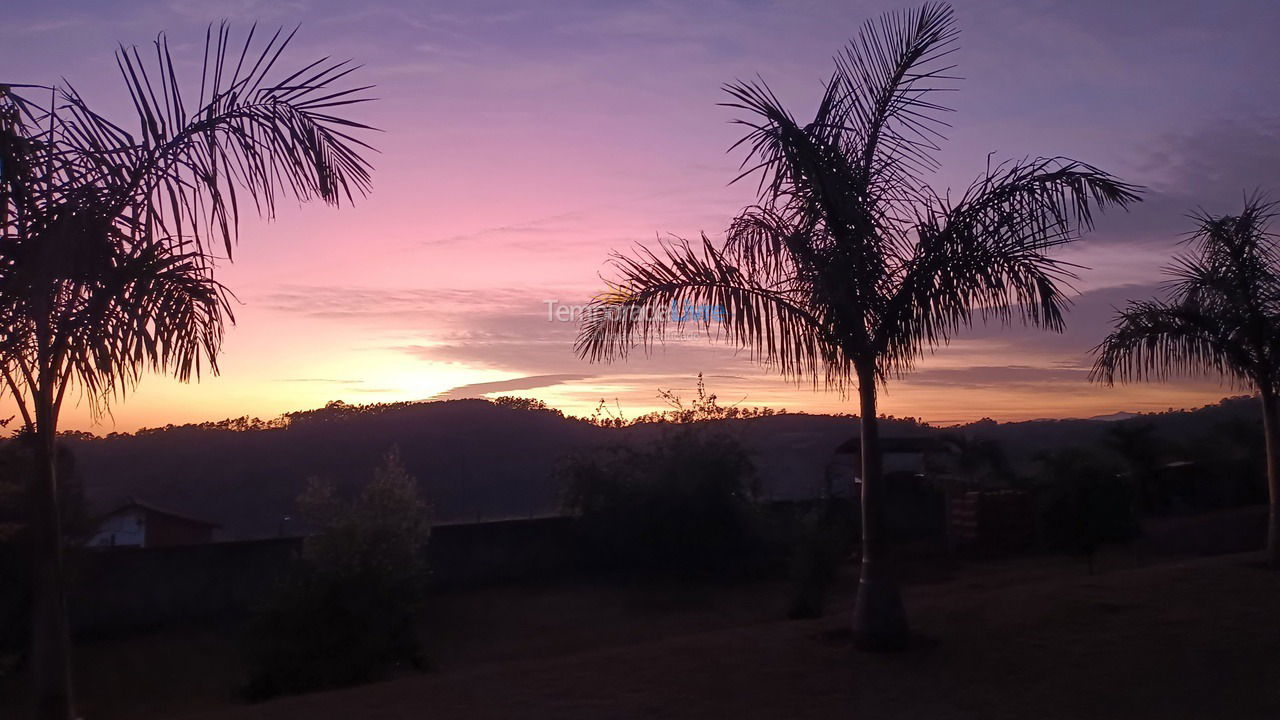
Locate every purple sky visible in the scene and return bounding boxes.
[5,0,1280,431]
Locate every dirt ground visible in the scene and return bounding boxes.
[15,548,1276,720]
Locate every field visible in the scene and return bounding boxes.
[11,542,1276,720]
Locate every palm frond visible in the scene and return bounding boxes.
[70,239,232,392]
[1172,197,1280,319]
[879,157,1140,374]
[1090,300,1253,387]
[720,78,896,312]
[724,72,911,257]
[574,235,848,387]
[0,25,373,426]
[718,3,963,315]
[35,23,376,259]
[581,4,1134,399]
[1092,199,1280,393]
[833,1,959,215]
[0,204,231,415]
[722,204,812,283]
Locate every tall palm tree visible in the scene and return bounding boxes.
[0,25,374,719]
[1092,198,1280,567]
[575,3,1138,650]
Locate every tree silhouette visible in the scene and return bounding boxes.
[1103,422,1161,511]
[0,25,374,718]
[1093,198,1280,567]
[576,2,1138,650]
[940,433,1011,487]
[937,433,1011,554]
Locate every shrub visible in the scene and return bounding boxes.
[1035,448,1139,566]
[786,498,856,619]
[560,427,761,577]
[244,447,430,699]
[489,396,563,416]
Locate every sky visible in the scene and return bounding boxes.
[3,0,1279,432]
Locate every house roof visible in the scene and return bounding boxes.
[101,498,220,528]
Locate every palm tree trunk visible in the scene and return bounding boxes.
[943,476,957,558]
[851,363,908,651]
[1261,387,1280,569]
[30,378,74,720]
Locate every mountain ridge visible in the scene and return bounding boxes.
[63,395,1261,540]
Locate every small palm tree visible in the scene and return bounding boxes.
[1103,422,1161,511]
[0,26,374,719]
[937,433,1011,554]
[1092,198,1280,567]
[940,434,1011,487]
[576,2,1138,650]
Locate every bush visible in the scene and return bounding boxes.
[244,448,430,699]
[786,499,856,619]
[1035,448,1139,564]
[560,427,761,577]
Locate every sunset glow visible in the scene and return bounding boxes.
[5,0,1276,432]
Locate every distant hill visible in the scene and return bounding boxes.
[959,395,1261,468]
[1087,411,1141,422]
[62,395,1262,540]
[64,400,921,540]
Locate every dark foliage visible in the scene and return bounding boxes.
[243,449,430,700]
[1092,198,1280,564]
[242,564,421,700]
[786,498,856,619]
[1035,448,1140,564]
[1092,199,1280,390]
[488,396,565,416]
[560,427,762,578]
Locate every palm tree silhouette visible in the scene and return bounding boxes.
[0,26,374,718]
[1093,198,1280,567]
[576,2,1138,650]
[1103,422,1161,511]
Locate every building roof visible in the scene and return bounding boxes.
[101,498,220,528]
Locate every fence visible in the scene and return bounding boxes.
[67,516,581,634]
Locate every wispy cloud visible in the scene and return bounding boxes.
[166,0,309,21]
[906,365,1091,389]
[255,285,554,323]
[431,373,592,399]
[422,211,586,246]
[4,17,87,34]
[276,377,367,385]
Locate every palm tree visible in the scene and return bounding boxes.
[1092,198,1280,567]
[575,2,1138,650]
[940,433,1010,487]
[0,25,374,719]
